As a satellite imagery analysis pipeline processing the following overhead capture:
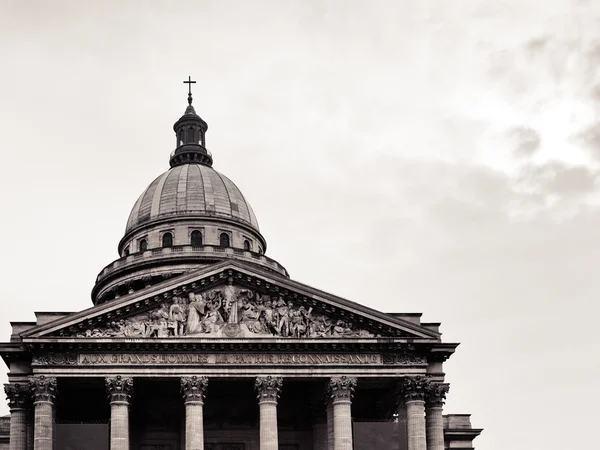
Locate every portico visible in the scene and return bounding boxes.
[5,371,449,450]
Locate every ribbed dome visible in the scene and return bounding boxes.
[125,163,259,234]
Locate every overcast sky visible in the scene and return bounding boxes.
[1,0,599,448]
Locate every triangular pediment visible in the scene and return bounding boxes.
[22,261,440,340]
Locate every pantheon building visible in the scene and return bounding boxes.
[0,86,482,450]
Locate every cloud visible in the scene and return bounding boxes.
[516,161,598,197]
[574,122,600,158]
[508,126,541,158]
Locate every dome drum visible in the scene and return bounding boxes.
[92,244,288,303]
[119,216,266,257]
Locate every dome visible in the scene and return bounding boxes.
[92,85,286,305]
[125,163,260,235]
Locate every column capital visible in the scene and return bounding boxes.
[255,376,282,403]
[181,376,208,403]
[328,376,357,403]
[29,376,57,404]
[399,376,430,402]
[105,375,133,403]
[4,382,30,410]
[425,383,449,408]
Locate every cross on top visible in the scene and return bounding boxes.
[183,76,196,105]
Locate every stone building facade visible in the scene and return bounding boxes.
[1,90,482,450]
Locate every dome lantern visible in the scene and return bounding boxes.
[170,76,212,168]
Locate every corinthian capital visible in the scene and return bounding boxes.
[255,376,282,403]
[4,383,30,410]
[425,383,449,407]
[399,376,430,402]
[29,376,57,403]
[105,376,133,403]
[328,376,357,402]
[181,376,208,403]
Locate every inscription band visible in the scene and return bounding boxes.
[32,353,427,366]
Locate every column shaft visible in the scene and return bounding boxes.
[406,400,426,450]
[326,402,334,450]
[185,401,204,450]
[181,376,208,450]
[9,408,27,450]
[109,401,129,450]
[255,376,282,450]
[26,411,34,450]
[426,406,444,450]
[33,401,53,450]
[105,376,133,450]
[259,400,279,450]
[332,400,352,450]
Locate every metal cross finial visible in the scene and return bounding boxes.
[183,76,196,105]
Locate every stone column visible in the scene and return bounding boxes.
[326,400,334,450]
[26,410,34,450]
[29,376,57,450]
[399,377,428,450]
[328,377,356,450]
[181,376,209,450]
[4,383,30,450]
[425,383,449,450]
[255,376,282,450]
[105,376,133,450]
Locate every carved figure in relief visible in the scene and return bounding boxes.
[169,298,186,336]
[276,298,292,336]
[69,279,379,339]
[186,292,207,334]
[201,295,224,333]
[257,299,277,334]
[146,303,171,338]
[222,277,240,324]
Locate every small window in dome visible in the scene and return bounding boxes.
[191,230,203,247]
[139,239,148,252]
[243,240,251,251]
[162,232,173,248]
[124,246,130,256]
[219,233,230,248]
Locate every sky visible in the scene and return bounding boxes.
[0,0,599,448]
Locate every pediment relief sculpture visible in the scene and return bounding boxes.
[68,278,379,339]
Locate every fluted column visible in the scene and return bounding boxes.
[26,410,34,450]
[105,376,133,450]
[5,383,30,450]
[255,376,282,450]
[181,376,208,450]
[29,376,56,450]
[328,377,356,450]
[326,400,334,450]
[399,377,429,450]
[425,383,449,450]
